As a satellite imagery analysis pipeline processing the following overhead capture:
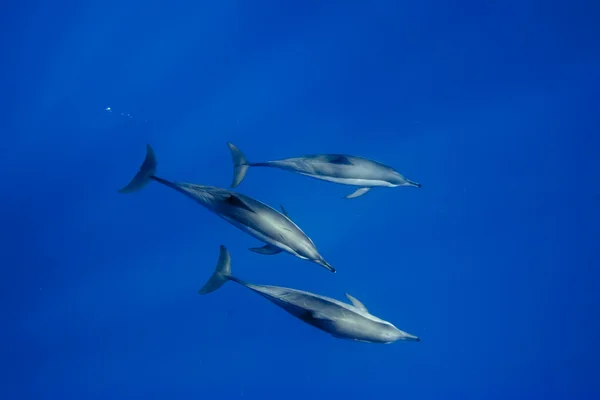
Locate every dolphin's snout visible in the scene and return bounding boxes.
[317,259,336,273]
[399,332,420,342]
[405,179,422,188]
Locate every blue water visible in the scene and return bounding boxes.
[2,1,599,399]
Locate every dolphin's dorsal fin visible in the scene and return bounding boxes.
[345,293,369,313]
[280,205,289,217]
[225,194,255,213]
[326,155,353,165]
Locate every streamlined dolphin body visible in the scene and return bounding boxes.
[118,145,335,273]
[200,246,421,344]
[227,142,422,199]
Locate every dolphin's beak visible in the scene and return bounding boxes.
[405,179,422,188]
[317,259,336,273]
[398,331,420,341]
[404,333,420,341]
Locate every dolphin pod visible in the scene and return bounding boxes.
[119,145,335,273]
[199,245,420,344]
[227,142,421,198]
[120,143,421,344]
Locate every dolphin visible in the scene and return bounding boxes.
[118,145,335,273]
[199,245,421,344]
[227,142,422,199]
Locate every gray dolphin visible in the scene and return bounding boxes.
[227,142,422,199]
[200,245,421,344]
[118,145,335,273]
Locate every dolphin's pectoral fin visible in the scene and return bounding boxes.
[298,310,316,323]
[312,311,330,320]
[345,187,370,199]
[225,194,256,213]
[249,244,282,255]
[296,310,341,333]
[345,293,369,313]
[326,155,353,165]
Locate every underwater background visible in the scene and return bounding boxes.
[1,0,599,399]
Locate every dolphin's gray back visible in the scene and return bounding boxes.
[263,154,397,181]
[244,282,384,324]
[222,191,316,248]
[238,282,400,343]
[227,278,406,343]
[177,183,316,250]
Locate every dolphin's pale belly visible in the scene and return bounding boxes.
[298,173,393,187]
[268,157,397,187]
[219,214,301,256]
[180,184,310,256]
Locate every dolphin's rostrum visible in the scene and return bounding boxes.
[119,145,335,273]
[200,245,421,344]
[228,142,422,199]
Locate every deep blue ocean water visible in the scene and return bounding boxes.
[1,1,599,399]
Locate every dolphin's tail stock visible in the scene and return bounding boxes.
[198,245,235,295]
[227,142,251,188]
[118,144,157,194]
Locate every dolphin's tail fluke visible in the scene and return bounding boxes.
[198,245,233,295]
[118,144,157,194]
[227,142,250,188]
